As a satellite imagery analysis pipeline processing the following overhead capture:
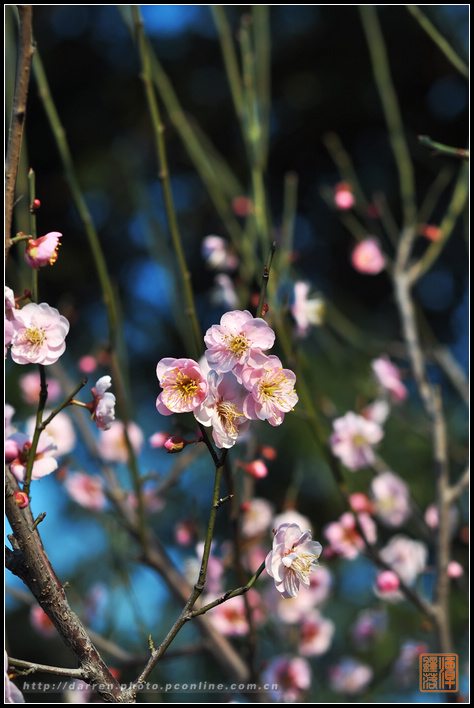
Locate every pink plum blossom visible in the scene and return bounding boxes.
[98,421,144,463]
[329,411,384,470]
[351,237,386,274]
[362,398,390,425]
[78,354,98,373]
[10,302,69,365]
[379,535,427,586]
[240,459,268,478]
[371,356,408,401]
[19,372,62,405]
[324,511,377,560]
[8,431,59,481]
[149,431,169,448]
[328,657,373,695]
[242,353,298,426]
[5,287,17,356]
[298,610,335,656]
[262,655,311,702]
[203,590,263,636]
[370,471,411,526]
[89,376,116,431]
[156,358,208,415]
[204,310,275,375]
[350,608,388,648]
[265,523,322,599]
[64,472,107,511]
[193,370,250,448]
[374,570,403,602]
[27,411,76,458]
[291,282,325,337]
[25,232,62,270]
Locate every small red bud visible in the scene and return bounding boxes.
[14,491,29,508]
[261,303,269,317]
[30,199,41,213]
[164,436,185,453]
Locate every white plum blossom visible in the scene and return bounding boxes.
[266,523,322,599]
[370,471,411,527]
[291,281,325,337]
[10,302,69,365]
[371,356,408,402]
[379,534,428,586]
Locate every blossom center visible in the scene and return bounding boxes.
[225,333,249,358]
[217,401,242,434]
[352,433,368,447]
[23,326,46,355]
[173,372,199,402]
[283,548,319,584]
[258,372,293,403]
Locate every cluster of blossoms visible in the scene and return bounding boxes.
[155,309,298,449]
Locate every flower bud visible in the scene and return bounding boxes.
[5,438,20,464]
[14,491,29,508]
[164,436,186,453]
[376,570,400,593]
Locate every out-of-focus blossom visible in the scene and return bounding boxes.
[370,471,411,527]
[362,398,390,426]
[201,235,239,271]
[9,431,58,481]
[374,569,402,602]
[149,431,169,448]
[232,196,253,217]
[349,492,375,514]
[78,355,97,374]
[272,564,333,623]
[379,535,427,586]
[19,372,62,405]
[204,310,275,376]
[5,405,15,436]
[329,411,384,470]
[265,523,322,599]
[25,231,61,270]
[174,518,197,546]
[262,655,311,702]
[351,237,386,275]
[241,498,275,539]
[156,358,208,415]
[273,509,312,533]
[371,356,408,402]
[27,411,76,458]
[88,376,116,431]
[424,503,459,537]
[239,459,268,479]
[203,590,263,636]
[350,608,388,649]
[258,444,277,460]
[5,288,17,356]
[10,303,69,365]
[324,511,376,560]
[392,640,429,687]
[242,353,298,427]
[5,652,25,704]
[298,610,335,656]
[193,370,250,449]
[5,439,20,464]
[447,560,464,578]
[30,605,56,638]
[64,472,107,511]
[328,657,373,695]
[418,223,443,242]
[291,282,325,337]
[334,182,355,210]
[98,421,144,463]
[209,274,239,310]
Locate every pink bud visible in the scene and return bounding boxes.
[376,570,400,593]
[334,182,355,210]
[14,491,29,508]
[349,492,374,514]
[243,459,268,479]
[164,436,185,453]
[447,561,463,578]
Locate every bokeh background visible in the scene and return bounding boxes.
[5,5,469,703]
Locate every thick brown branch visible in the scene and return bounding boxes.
[5,469,127,703]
